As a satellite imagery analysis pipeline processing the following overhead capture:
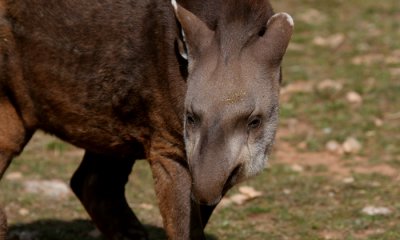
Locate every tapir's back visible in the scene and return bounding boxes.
[2,0,185,154]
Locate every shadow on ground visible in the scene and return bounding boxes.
[7,219,218,240]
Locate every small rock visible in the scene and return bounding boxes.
[374,118,383,127]
[18,208,29,216]
[317,79,343,91]
[238,186,263,198]
[352,54,384,65]
[298,8,327,25]
[288,43,305,51]
[281,81,313,95]
[346,91,363,105]
[283,189,291,195]
[138,203,153,210]
[313,33,345,49]
[5,172,23,181]
[370,181,381,187]
[218,198,233,208]
[290,164,304,173]
[361,206,391,216]
[326,140,342,153]
[230,194,249,205]
[23,179,70,199]
[228,186,263,206]
[365,131,376,137]
[342,177,355,184]
[322,231,341,240]
[342,137,362,154]
[322,127,332,134]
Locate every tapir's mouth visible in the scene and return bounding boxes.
[191,192,222,206]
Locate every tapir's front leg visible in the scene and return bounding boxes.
[149,140,205,240]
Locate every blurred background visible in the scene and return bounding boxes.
[1,0,399,239]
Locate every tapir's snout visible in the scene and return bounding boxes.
[190,153,243,205]
[191,181,223,206]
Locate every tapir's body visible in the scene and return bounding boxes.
[0,0,293,239]
[1,0,187,154]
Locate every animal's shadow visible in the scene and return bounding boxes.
[7,219,218,240]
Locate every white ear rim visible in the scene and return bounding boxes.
[268,12,294,27]
[180,46,188,60]
[171,0,178,11]
[171,0,188,60]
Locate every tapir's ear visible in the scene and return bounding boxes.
[254,12,294,66]
[171,0,214,59]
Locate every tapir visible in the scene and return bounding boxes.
[0,0,293,239]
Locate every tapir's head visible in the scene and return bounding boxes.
[172,0,293,205]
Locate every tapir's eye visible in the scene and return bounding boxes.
[248,116,262,129]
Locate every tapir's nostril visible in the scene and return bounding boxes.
[223,164,242,194]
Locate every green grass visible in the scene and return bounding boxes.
[1,0,399,239]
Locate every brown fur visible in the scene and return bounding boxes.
[0,206,6,240]
[0,0,292,239]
